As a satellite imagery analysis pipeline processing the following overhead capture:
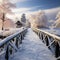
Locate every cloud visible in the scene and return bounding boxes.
[44,7,60,20]
[11,8,31,13]
[9,6,41,19]
[7,7,32,21]
[44,7,60,13]
[9,0,27,3]
[11,5,42,13]
[6,7,60,23]
[0,0,27,4]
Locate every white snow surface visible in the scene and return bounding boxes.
[11,28,56,60]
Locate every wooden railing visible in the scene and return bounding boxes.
[0,28,27,60]
[32,28,60,59]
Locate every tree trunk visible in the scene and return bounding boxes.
[2,13,5,30]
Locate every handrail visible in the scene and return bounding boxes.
[0,27,27,60]
[32,28,60,58]
[0,28,27,47]
[32,28,60,41]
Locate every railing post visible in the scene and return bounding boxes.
[55,41,59,58]
[45,36,49,46]
[41,33,43,40]
[19,35,22,44]
[9,46,12,55]
[40,32,41,39]
[38,32,41,39]
[22,33,23,40]
[43,35,46,43]
[5,44,9,60]
[21,34,23,41]
[16,37,19,48]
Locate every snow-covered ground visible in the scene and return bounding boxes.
[10,28,56,60]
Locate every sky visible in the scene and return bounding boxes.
[6,0,60,21]
[16,0,60,10]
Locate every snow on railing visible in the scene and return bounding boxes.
[32,28,60,59]
[0,27,27,60]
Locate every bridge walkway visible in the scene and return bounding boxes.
[11,28,56,60]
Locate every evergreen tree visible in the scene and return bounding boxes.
[21,14,26,23]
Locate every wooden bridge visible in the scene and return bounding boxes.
[0,27,60,60]
[32,28,60,59]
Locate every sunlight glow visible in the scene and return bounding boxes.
[0,0,3,4]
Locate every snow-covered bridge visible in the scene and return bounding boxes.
[10,28,56,60]
[0,28,60,60]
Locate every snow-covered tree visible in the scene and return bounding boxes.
[0,0,15,14]
[21,13,26,26]
[0,0,15,30]
[26,19,31,28]
[30,10,48,28]
[53,11,60,28]
[56,11,60,19]
[21,14,26,23]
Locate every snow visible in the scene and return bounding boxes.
[0,27,26,47]
[0,27,24,37]
[40,28,60,36]
[10,28,56,60]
